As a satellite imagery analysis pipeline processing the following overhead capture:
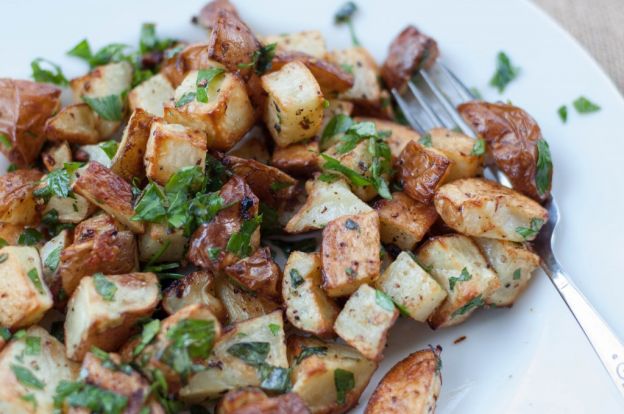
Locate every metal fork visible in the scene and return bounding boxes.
[392,64,624,398]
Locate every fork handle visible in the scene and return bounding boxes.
[543,261,624,397]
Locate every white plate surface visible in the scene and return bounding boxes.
[2,0,624,412]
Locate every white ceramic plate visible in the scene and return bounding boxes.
[2,0,624,412]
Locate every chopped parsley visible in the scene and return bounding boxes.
[33,167,72,201]
[516,217,545,240]
[24,336,41,355]
[334,2,360,46]
[344,219,359,230]
[573,96,601,114]
[0,327,11,341]
[0,133,12,149]
[207,247,221,261]
[268,323,280,336]
[375,289,396,312]
[83,94,124,121]
[162,319,216,380]
[290,269,305,288]
[27,268,45,294]
[175,92,196,107]
[448,267,472,291]
[53,380,128,414]
[0,253,7,264]
[558,105,568,123]
[452,295,485,317]
[258,364,291,393]
[345,267,356,278]
[320,114,353,149]
[471,138,486,156]
[269,181,293,192]
[295,346,328,365]
[99,140,119,159]
[30,58,68,86]
[418,133,432,147]
[226,215,263,258]
[513,268,522,281]
[334,368,355,405]
[11,364,45,390]
[320,154,370,187]
[93,273,117,301]
[44,247,62,272]
[133,319,161,357]
[227,342,270,365]
[490,51,519,93]
[196,68,225,103]
[535,139,552,196]
[237,43,277,75]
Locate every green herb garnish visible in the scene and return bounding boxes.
[558,105,568,122]
[573,96,600,114]
[226,215,262,258]
[375,289,396,312]
[452,295,485,317]
[27,268,44,294]
[30,58,68,86]
[237,43,277,75]
[448,267,472,291]
[334,368,355,405]
[83,94,124,121]
[516,217,545,240]
[334,2,360,46]
[513,268,522,281]
[11,365,45,390]
[133,319,161,357]
[471,138,486,156]
[295,346,328,365]
[535,139,552,196]
[44,247,62,273]
[227,342,270,365]
[290,269,304,288]
[93,273,117,301]
[490,51,519,93]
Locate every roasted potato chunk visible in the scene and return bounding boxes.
[458,101,553,201]
[0,79,61,166]
[111,108,156,182]
[354,117,419,162]
[262,61,324,147]
[263,31,327,59]
[397,141,451,204]
[160,43,220,87]
[334,284,398,360]
[321,211,380,297]
[138,222,188,263]
[215,276,280,324]
[73,161,144,233]
[289,336,377,414]
[162,270,227,321]
[330,47,381,105]
[417,234,500,328]
[474,237,540,307]
[128,73,174,117]
[0,326,79,414]
[374,192,438,250]
[181,310,287,402]
[44,103,100,145]
[380,26,439,91]
[365,347,442,414]
[42,141,72,172]
[64,272,160,361]
[144,120,207,185]
[434,178,549,242]
[283,251,339,337]
[0,169,42,225]
[165,69,255,151]
[374,252,447,322]
[227,126,271,164]
[271,140,320,177]
[285,178,372,233]
[42,192,94,224]
[0,246,53,328]
[225,247,282,299]
[0,223,22,245]
[218,388,310,414]
[59,213,138,296]
[428,127,483,182]
[40,230,70,299]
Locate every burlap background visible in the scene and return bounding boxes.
[535,0,624,91]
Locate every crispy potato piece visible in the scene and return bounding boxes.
[374,252,446,322]
[434,178,549,242]
[271,52,354,95]
[374,192,438,250]
[417,234,500,328]
[225,247,282,299]
[166,69,255,151]
[215,276,280,324]
[271,140,320,177]
[263,31,327,59]
[0,246,53,328]
[285,178,372,233]
[42,192,95,224]
[262,61,324,147]
[223,155,297,207]
[181,310,287,402]
[365,347,442,414]
[0,223,22,245]
[398,141,451,204]
[73,161,144,233]
[111,108,157,182]
[79,143,114,168]
[330,47,381,105]
[0,169,42,225]
[0,326,79,414]
[128,73,174,117]
[162,270,227,321]
[227,126,271,164]
[458,101,552,201]
[474,237,540,307]
[0,79,61,166]
[44,103,100,145]
[321,211,380,297]
[64,272,160,361]
[197,0,240,29]
[218,388,311,414]
[289,336,377,414]
[40,230,70,300]
[42,141,72,172]
[138,222,188,263]
[187,176,260,270]
[380,26,439,91]
[59,213,138,296]
[283,251,339,337]
[354,117,419,162]
[160,43,221,87]
[428,127,483,181]
[145,120,207,185]
[334,284,398,360]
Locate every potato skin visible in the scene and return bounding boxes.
[428,127,483,182]
[42,141,72,172]
[217,388,311,414]
[397,141,451,204]
[0,169,43,225]
[225,247,282,299]
[271,140,320,177]
[434,178,549,242]
[162,270,227,321]
[330,47,380,105]
[380,26,439,91]
[271,52,354,95]
[215,276,280,324]
[263,30,327,60]
[111,108,156,181]
[458,100,552,201]
[365,347,442,414]
[0,79,61,166]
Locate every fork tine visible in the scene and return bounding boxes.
[439,63,477,102]
[390,89,426,134]
[406,81,446,130]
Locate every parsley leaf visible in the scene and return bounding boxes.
[226,215,263,258]
[30,58,68,86]
[11,365,45,390]
[175,92,196,108]
[334,368,355,405]
[558,105,568,123]
[334,2,360,46]
[196,68,225,103]
[132,182,167,223]
[471,138,486,156]
[238,43,277,75]
[419,133,432,147]
[27,268,45,294]
[268,323,280,336]
[67,39,92,60]
[162,319,216,380]
[18,229,43,246]
[89,43,130,67]
[139,23,173,54]
[227,342,270,365]
[54,380,128,414]
[93,273,117,301]
[320,154,371,187]
[290,269,304,288]
[513,268,522,280]
[573,96,601,114]
[535,139,552,196]
[25,336,41,355]
[295,346,328,365]
[515,218,544,240]
[99,140,119,159]
[0,133,12,149]
[375,289,396,312]
[448,267,472,291]
[452,295,485,317]
[33,168,72,201]
[0,253,7,264]
[44,246,62,273]
[133,319,161,357]
[0,327,11,341]
[320,114,354,150]
[83,94,124,121]
[258,364,291,393]
[490,51,519,93]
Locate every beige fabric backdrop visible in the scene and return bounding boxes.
[534,0,624,91]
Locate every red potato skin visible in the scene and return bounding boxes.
[458,101,552,202]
